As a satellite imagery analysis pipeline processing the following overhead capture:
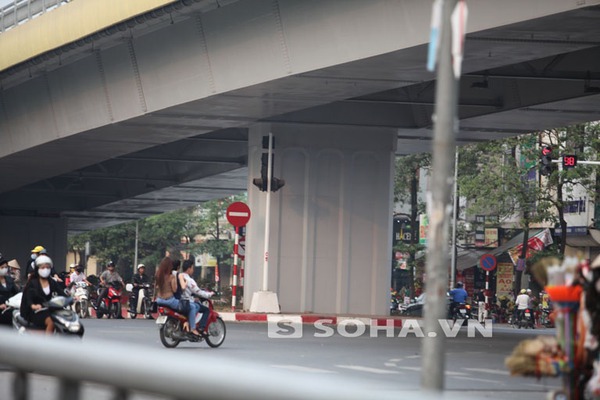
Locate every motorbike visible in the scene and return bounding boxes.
[517,308,535,329]
[70,281,90,319]
[540,306,554,328]
[95,281,123,319]
[9,292,84,337]
[450,302,472,321]
[400,293,426,317]
[156,296,226,348]
[126,283,153,319]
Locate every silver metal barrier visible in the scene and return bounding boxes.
[0,328,424,400]
[0,0,70,33]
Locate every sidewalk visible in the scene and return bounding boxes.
[218,311,405,327]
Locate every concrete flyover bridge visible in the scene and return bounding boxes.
[1,0,600,314]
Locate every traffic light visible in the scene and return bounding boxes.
[562,155,578,170]
[252,135,286,192]
[539,146,554,176]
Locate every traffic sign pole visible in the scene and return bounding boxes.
[262,133,273,291]
[231,226,239,311]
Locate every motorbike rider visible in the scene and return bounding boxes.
[514,289,530,322]
[25,245,45,278]
[95,261,124,317]
[449,282,468,317]
[0,255,19,325]
[129,264,151,315]
[20,255,62,334]
[179,260,213,336]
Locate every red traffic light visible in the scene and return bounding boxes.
[542,146,552,156]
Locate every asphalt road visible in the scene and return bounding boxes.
[0,319,562,400]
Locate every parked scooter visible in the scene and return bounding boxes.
[9,292,84,336]
[126,283,153,319]
[156,296,226,348]
[95,281,123,319]
[70,281,90,319]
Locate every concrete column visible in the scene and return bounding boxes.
[244,123,396,315]
[0,216,68,276]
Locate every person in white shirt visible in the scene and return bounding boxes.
[514,289,530,322]
[178,260,213,336]
[69,265,91,287]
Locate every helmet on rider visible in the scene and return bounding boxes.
[137,264,145,270]
[35,255,53,268]
[520,289,526,294]
[107,261,115,269]
[456,281,464,288]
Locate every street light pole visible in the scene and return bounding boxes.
[421,0,461,392]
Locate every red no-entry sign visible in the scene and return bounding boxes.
[226,202,251,227]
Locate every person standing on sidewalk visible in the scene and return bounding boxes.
[475,289,486,323]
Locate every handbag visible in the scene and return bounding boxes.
[178,298,190,314]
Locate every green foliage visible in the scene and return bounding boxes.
[394,154,430,207]
[67,194,248,272]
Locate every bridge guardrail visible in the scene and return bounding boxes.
[0,328,421,400]
[0,0,69,33]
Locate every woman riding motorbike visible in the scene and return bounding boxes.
[20,255,62,334]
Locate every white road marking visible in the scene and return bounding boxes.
[462,367,509,376]
[451,376,505,384]
[406,355,421,359]
[270,365,336,374]
[396,366,467,376]
[336,365,401,375]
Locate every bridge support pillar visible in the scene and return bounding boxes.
[0,216,68,277]
[244,123,396,315]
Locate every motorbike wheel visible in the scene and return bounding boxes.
[143,298,152,319]
[205,317,226,348]
[96,309,104,319]
[128,311,137,319]
[159,318,181,348]
[110,302,121,319]
[78,300,88,319]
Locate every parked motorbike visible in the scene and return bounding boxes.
[517,308,535,329]
[540,307,555,328]
[95,281,123,319]
[156,296,226,348]
[400,293,426,317]
[70,282,90,319]
[126,283,153,319]
[9,292,84,336]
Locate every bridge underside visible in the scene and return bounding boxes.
[0,0,599,236]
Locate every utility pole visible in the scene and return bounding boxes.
[421,0,462,392]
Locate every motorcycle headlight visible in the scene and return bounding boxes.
[54,313,81,332]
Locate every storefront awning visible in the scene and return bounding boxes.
[455,229,544,272]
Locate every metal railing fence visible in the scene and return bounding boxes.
[0,0,70,33]
[0,328,420,400]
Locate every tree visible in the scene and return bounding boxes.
[393,154,430,295]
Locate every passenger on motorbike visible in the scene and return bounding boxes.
[449,282,468,317]
[179,260,213,336]
[129,264,151,314]
[95,261,124,314]
[20,255,62,334]
[69,265,91,288]
[514,289,530,322]
[0,255,19,325]
[155,257,179,311]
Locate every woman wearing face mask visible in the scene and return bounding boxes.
[20,255,61,334]
[0,256,19,325]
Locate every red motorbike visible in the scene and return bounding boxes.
[156,296,226,348]
[96,282,123,319]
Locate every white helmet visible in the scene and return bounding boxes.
[35,255,53,268]
[137,264,145,270]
